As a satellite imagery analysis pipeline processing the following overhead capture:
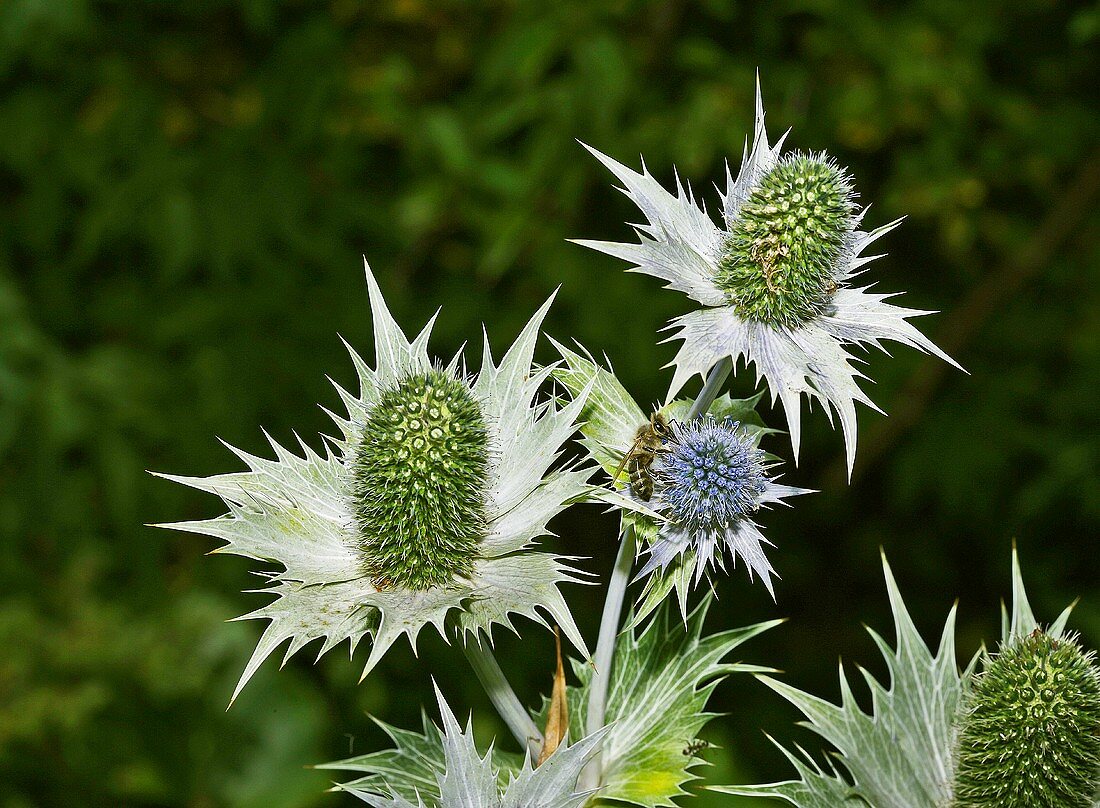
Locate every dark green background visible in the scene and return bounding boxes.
[1,1,1097,806]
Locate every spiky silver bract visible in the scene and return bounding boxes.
[155,261,593,702]
[718,549,1086,808]
[575,79,962,476]
[328,684,605,808]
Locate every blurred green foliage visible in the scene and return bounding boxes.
[1,1,1097,806]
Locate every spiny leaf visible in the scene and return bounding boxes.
[535,599,779,807]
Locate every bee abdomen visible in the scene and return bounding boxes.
[628,459,655,501]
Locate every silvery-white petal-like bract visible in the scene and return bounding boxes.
[553,343,808,609]
[717,550,1082,808]
[156,262,592,702]
[575,80,962,476]
[325,603,778,808]
[329,684,605,808]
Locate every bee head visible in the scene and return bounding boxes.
[651,411,672,438]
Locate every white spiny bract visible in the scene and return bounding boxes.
[717,550,1084,808]
[551,343,808,611]
[155,261,593,702]
[331,685,605,808]
[325,602,779,808]
[575,80,962,477]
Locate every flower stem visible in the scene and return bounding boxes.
[463,633,543,756]
[685,356,734,421]
[580,523,637,790]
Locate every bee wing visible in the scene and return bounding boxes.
[611,436,644,483]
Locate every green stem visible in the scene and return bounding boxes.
[580,524,637,791]
[685,356,734,421]
[463,633,542,756]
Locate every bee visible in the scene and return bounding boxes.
[682,739,711,758]
[611,412,672,501]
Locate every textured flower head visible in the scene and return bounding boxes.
[576,79,962,476]
[156,262,592,702]
[953,629,1100,807]
[352,368,490,590]
[641,416,806,599]
[654,417,768,532]
[715,151,857,328]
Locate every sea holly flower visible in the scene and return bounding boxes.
[719,549,1095,808]
[326,683,607,807]
[639,415,803,598]
[552,342,808,611]
[575,80,962,475]
[156,263,593,702]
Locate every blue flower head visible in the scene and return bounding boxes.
[639,416,809,599]
[657,417,767,531]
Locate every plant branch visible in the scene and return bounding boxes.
[463,632,543,756]
[685,356,734,420]
[580,523,637,791]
